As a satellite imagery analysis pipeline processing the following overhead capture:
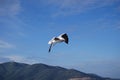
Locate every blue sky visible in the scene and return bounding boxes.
[0,0,120,78]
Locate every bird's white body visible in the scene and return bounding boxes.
[48,36,64,45]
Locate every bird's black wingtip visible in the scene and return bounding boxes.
[48,48,51,53]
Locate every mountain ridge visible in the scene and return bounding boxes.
[0,62,119,80]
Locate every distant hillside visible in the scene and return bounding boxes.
[0,62,119,80]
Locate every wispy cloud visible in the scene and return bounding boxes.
[0,56,12,63]
[0,16,27,38]
[1,55,40,64]
[0,0,21,16]
[41,0,120,16]
[0,0,27,38]
[91,16,120,30]
[0,40,15,49]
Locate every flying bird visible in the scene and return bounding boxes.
[48,33,69,52]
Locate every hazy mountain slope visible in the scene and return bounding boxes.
[0,62,119,80]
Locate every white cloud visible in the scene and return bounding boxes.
[0,16,27,38]
[41,0,120,16]
[0,40,15,49]
[3,55,39,64]
[0,0,21,16]
[0,57,12,63]
[0,0,27,37]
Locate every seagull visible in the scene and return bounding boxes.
[48,33,69,52]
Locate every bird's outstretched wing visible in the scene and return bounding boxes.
[61,33,69,44]
[48,44,52,52]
